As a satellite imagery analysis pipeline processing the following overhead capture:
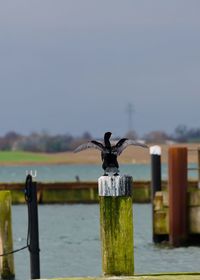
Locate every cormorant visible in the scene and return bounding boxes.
[74,132,148,175]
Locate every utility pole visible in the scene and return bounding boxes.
[126,103,134,132]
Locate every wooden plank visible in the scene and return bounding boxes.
[189,190,200,206]
[189,206,200,233]
[154,209,169,234]
[154,192,163,211]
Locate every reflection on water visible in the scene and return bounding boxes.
[12,204,200,280]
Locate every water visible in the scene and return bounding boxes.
[0,163,198,182]
[2,163,200,279]
[12,204,200,280]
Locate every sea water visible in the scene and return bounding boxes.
[12,204,200,280]
[0,163,198,182]
[2,163,200,279]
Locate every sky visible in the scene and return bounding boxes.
[0,0,200,138]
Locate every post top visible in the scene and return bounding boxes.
[98,174,132,179]
[98,174,132,197]
[150,145,161,155]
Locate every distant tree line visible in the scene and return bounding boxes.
[0,125,200,152]
[0,131,92,153]
[144,125,200,144]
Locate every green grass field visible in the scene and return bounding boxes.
[0,143,198,166]
[0,151,50,164]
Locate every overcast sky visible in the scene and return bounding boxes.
[0,1,200,138]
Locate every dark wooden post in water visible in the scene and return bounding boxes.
[168,147,188,247]
[150,145,166,243]
[150,145,162,199]
[98,175,134,276]
[25,175,40,279]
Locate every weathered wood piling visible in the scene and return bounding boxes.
[168,147,188,246]
[150,145,162,199]
[150,145,166,243]
[0,191,15,279]
[98,175,134,276]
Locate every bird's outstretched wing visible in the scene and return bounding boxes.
[115,138,128,148]
[116,139,148,155]
[74,140,104,153]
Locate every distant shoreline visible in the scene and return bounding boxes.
[0,143,199,166]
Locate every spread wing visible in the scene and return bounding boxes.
[116,139,148,155]
[74,140,104,153]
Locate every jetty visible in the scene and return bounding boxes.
[0,180,198,204]
[0,180,151,204]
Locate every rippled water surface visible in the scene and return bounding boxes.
[3,163,200,279]
[0,163,198,182]
[12,204,200,280]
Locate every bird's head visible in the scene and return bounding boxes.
[104,132,112,140]
[104,132,112,148]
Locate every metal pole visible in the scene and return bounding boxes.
[25,175,40,279]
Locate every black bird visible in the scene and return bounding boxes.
[74,132,148,175]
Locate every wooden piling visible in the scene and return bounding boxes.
[0,191,15,279]
[98,175,134,276]
[150,146,168,243]
[168,147,188,247]
[150,145,162,199]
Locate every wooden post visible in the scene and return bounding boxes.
[98,175,134,276]
[150,146,167,243]
[0,191,15,279]
[168,147,188,247]
[150,145,162,199]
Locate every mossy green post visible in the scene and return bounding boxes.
[0,191,15,279]
[98,175,134,276]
